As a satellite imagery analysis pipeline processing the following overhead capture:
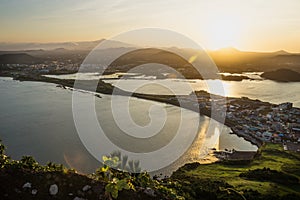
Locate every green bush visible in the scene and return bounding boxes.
[239,167,299,185]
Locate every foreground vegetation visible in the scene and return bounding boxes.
[173,143,300,199]
[1,140,300,199]
[0,140,184,200]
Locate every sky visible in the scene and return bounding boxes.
[0,0,300,52]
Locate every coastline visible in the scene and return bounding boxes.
[0,74,266,149]
[3,73,300,160]
[2,73,300,199]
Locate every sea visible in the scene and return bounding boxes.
[1,73,299,175]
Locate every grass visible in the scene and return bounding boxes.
[2,140,300,199]
[175,143,300,196]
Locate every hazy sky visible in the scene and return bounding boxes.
[1,0,300,52]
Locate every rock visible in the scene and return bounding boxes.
[181,162,200,170]
[73,197,86,200]
[14,188,21,193]
[77,190,85,196]
[22,182,32,189]
[68,193,74,196]
[49,184,58,195]
[92,184,104,193]
[144,187,156,197]
[31,189,38,195]
[82,185,91,192]
[54,176,60,182]
[46,174,52,179]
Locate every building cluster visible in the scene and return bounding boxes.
[1,62,80,74]
[190,91,300,152]
[228,102,299,140]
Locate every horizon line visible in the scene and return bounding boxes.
[0,39,299,54]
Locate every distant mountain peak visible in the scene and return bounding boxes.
[53,47,67,51]
[215,47,241,53]
[0,53,38,64]
[274,50,291,55]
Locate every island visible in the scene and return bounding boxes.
[221,74,250,81]
[261,69,300,82]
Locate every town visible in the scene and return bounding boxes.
[1,62,300,153]
[0,62,80,75]
[191,90,300,151]
[136,90,300,152]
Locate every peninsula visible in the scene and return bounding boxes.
[6,73,300,150]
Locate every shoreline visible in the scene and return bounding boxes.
[2,73,299,161]
[0,74,265,148]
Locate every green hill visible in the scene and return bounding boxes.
[1,140,300,200]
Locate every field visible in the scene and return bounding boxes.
[172,143,300,198]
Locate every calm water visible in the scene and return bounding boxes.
[0,77,256,175]
[106,78,300,108]
[47,72,300,107]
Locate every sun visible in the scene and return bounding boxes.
[206,15,242,50]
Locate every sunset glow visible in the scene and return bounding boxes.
[0,0,300,52]
[205,14,243,50]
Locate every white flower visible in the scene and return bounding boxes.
[73,197,86,200]
[49,184,58,195]
[82,185,91,192]
[22,182,31,189]
[31,189,38,195]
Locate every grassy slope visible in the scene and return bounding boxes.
[174,143,300,196]
[1,141,300,199]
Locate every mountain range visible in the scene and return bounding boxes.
[0,40,299,73]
